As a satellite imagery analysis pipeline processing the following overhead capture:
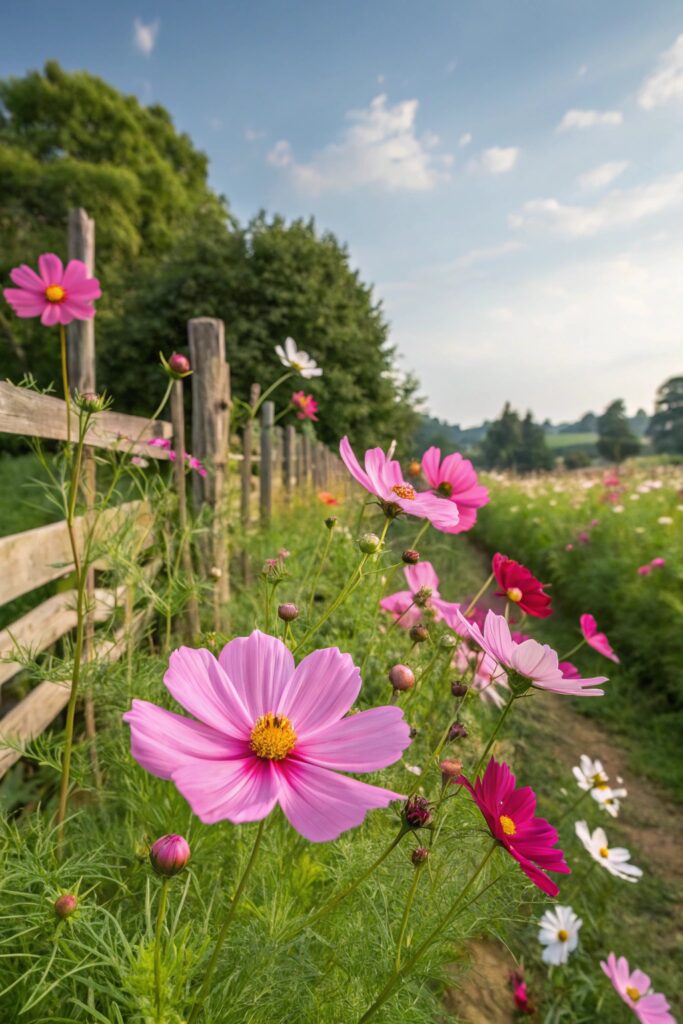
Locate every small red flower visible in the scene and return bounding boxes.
[292,391,319,421]
[492,553,552,618]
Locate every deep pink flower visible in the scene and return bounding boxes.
[559,660,581,680]
[380,561,460,630]
[420,446,489,533]
[580,614,620,664]
[457,758,570,896]
[651,557,666,569]
[511,971,534,1014]
[637,564,652,576]
[340,437,459,532]
[185,453,208,477]
[292,391,319,421]
[150,834,191,876]
[578,531,590,545]
[601,953,675,1024]
[455,609,607,696]
[147,437,172,449]
[4,253,101,326]
[123,631,411,842]
[492,554,553,618]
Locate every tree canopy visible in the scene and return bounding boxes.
[597,399,641,463]
[480,403,553,472]
[648,376,683,455]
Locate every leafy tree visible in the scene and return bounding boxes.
[597,400,641,462]
[517,411,554,472]
[481,404,552,473]
[648,376,683,455]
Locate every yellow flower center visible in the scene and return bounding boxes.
[392,483,416,501]
[592,773,607,786]
[45,284,66,303]
[595,782,610,791]
[557,929,569,942]
[598,846,609,858]
[249,712,297,761]
[499,814,516,836]
[507,587,523,603]
[290,360,303,371]
[437,480,453,496]
[626,987,641,1003]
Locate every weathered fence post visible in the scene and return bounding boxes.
[273,426,284,496]
[240,384,261,581]
[260,402,274,525]
[302,435,311,490]
[188,318,230,613]
[170,378,200,637]
[284,425,295,498]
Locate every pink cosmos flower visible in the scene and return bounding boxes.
[123,631,411,842]
[455,609,607,696]
[492,553,553,618]
[4,253,101,326]
[580,614,620,664]
[559,660,581,680]
[601,953,675,1024]
[379,561,460,630]
[651,557,666,569]
[420,447,489,533]
[292,391,319,421]
[637,564,652,576]
[453,642,509,708]
[457,758,570,896]
[147,437,172,449]
[185,453,208,477]
[510,971,534,1015]
[340,437,459,532]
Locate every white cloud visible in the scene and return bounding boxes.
[511,171,683,237]
[245,128,265,142]
[579,160,629,191]
[271,94,451,194]
[266,140,293,167]
[133,18,159,56]
[638,33,683,109]
[477,146,520,174]
[458,132,472,147]
[557,108,623,131]
[452,240,524,269]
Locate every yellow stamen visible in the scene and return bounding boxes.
[598,846,609,858]
[595,782,610,790]
[626,987,641,1003]
[499,814,516,836]
[437,480,453,497]
[557,929,569,942]
[392,483,416,501]
[45,284,66,303]
[250,712,297,761]
[507,587,523,603]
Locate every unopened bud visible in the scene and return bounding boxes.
[209,566,222,580]
[440,758,463,783]
[451,681,468,698]
[149,834,191,877]
[412,847,430,866]
[278,602,299,622]
[359,532,381,554]
[410,624,429,643]
[413,586,432,608]
[324,516,337,530]
[404,795,432,829]
[389,664,415,692]
[54,893,78,919]
[75,390,108,413]
[407,460,421,478]
[402,549,420,565]
[169,353,191,378]
[448,721,468,741]
[439,634,457,650]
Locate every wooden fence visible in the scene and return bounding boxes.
[0,208,346,778]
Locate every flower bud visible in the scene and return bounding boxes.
[278,602,299,622]
[404,795,432,829]
[407,460,421,478]
[149,834,191,877]
[448,721,468,741]
[209,566,223,580]
[451,681,468,698]
[439,634,457,650]
[324,516,337,530]
[409,624,429,644]
[358,532,381,554]
[412,846,430,866]
[160,350,192,379]
[440,758,463,783]
[402,549,420,565]
[54,893,78,919]
[413,586,432,608]
[74,390,109,414]
[409,726,419,739]
[388,664,415,692]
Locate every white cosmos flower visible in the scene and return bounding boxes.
[575,821,642,882]
[572,755,609,792]
[591,785,627,818]
[538,905,582,965]
[274,337,323,378]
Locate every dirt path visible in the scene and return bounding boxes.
[444,695,683,1023]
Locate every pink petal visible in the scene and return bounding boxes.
[339,436,373,492]
[164,646,252,737]
[405,561,440,593]
[38,253,64,285]
[123,698,247,779]
[60,300,96,322]
[3,289,47,317]
[277,759,403,842]
[61,259,88,289]
[278,646,361,737]
[294,706,411,772]
[218,630,295,721]
[40,303,61,326]
[420,446,442,487]
[172,756,280,825]
[9,264,45,291]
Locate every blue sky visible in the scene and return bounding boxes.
[3,1,683,426]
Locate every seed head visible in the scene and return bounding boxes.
[404,795,432,829]
[448,721,468,741]
[412,846,430,866]
[440,758,463,783]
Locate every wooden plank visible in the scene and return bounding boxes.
[0,500,152,606]
[0,381,172,456]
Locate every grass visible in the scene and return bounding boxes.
[545,432,597,449]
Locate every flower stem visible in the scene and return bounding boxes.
[464,572,494,617]
[559,638,586,661]
[307,525,334,616]
[251,371,294,419]
[472,694,516,777]
[59,324,72,448]
[187,819,266,1024]
[154,878,169,1022]
[394,863,425,973]
[358,843,498,1023]
[557,786,591,825]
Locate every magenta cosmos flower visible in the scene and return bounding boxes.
[292,391,319,421]
[580,613,620,664]
[492,553,553,618]
[4,253,101,326]
[421,446,489,533]
[340,437,459,532]
[457,758,570,896]
[455,609,607,696]
[601,953,675,1024]
[379,561,460,630]
[123,631,411,842]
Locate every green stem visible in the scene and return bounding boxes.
[557,786,591,825]
[187,819,266,1024]
[264,581,272,633]
[408,520,430,551]
[464,572,494,617]
[273,403,294,425]
[473,694,516,778]
[307,526,334,616]
[358,844,498,1023]
[154,879,169,1022]
[559,638,586,661]
[59,324,72,448]
[394,864,425,973]
[251,371,294,419]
